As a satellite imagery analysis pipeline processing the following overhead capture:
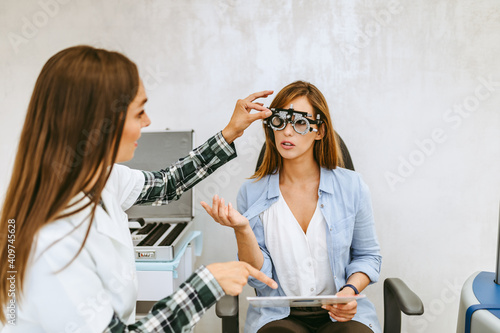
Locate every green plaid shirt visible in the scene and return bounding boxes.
[135,131,236,206]
[105,266,225,333]
[106,131,234,332]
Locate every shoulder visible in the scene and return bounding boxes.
[324,167,365,189]
[321,167,370,206]
[108,164,143,188]
[238,176,269,200]
[107,164,145,209]
[239,176,269,193]
[332,166,361,179]
[236,175,272,214]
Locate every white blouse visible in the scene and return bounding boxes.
[260,192,336,297]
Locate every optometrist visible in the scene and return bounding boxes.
[0,45,277,333]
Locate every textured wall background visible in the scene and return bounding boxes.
[1,1,500,332]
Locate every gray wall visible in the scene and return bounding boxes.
[1,1,500,332]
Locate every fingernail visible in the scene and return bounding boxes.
[321,305,326,309]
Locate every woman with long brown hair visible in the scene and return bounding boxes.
[203,81,382,333]
[0,45,277,332]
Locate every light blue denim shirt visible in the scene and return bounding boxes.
[237,167,382,333]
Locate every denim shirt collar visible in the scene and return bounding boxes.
[267,172,280,199]
[319,167,335,194]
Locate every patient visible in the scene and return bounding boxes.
[202,81,382,333]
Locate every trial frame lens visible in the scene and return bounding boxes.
[264,107,322,135]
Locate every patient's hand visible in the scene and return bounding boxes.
[322,288,358,322]
[201,195,250,232]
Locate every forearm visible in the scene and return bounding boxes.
[234,226,264,270]
[135,131,236,205]
[327,273,368,322]
[221,127,239,144]
[104,266,224,333]
[344,272,371,294]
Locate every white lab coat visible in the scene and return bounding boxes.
[4,165,145,333]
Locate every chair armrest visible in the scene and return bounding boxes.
[216,295,239,317]
[383,278,424,333]
[216,295,239,333]
[384,278,424,315]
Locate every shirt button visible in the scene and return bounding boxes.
[310,287,315,292]
[320,204,324,208]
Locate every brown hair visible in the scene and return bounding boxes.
[252,80,344,180]
[0,45,139,323]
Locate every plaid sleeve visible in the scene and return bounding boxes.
[104,265,225,333]
[134,131,236,206]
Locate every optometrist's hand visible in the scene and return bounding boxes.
[206,261,277,296]
[221,90,274,144]
[322,288,358,322]
[201,195,250,232]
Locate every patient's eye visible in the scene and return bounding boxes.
[271,116,283,127]
[294,118,308,132]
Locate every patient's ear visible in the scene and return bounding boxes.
[315,123,325,140]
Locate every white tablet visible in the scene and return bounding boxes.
[247,295,366,307]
